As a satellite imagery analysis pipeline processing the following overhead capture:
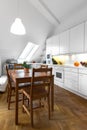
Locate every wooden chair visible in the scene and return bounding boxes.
[41,64,48,68]
[6,65,30,110]
[6,65,16,109]
[22,68,52,127]
[14,63,24,70]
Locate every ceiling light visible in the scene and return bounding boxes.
[10,18,26,35]
[10,0,26,35]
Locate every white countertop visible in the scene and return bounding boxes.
[47,63,87,69]
[30,63,87,69]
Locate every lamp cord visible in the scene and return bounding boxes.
[17,0,20,17]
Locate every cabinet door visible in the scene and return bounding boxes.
[52,35,60,55]
[64,69,79,92]
[79,74,87,96]
[46,38,52,54]
[59,30,69,54]
[46,35,59,55]
[85,21,87,52]
[0,58,1,76]
[64,71,72,89]
[70,23,84,53]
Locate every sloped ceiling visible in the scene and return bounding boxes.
[0,0,87,64]
[0,0,54,63]
[30,0,87,33]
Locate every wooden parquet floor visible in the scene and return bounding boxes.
[0,85,87,130]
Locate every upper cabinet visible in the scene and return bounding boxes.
[46,35,59,55]
[85,21,87,52]
[46,21,87,56]
[70,23,84,53]
[59,30,69,54]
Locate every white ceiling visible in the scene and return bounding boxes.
[40,0,87,22]
[0,0,87,64]
[29,0,87,32]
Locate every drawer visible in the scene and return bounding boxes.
[64,72,78,80]
[64,67,78,73]
[54,67,64,71]
[79,69,87,74]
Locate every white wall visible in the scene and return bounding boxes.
[0,0,54,65]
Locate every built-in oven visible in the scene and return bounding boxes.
[54,67,64,83]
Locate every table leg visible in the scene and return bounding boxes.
[15,81,18,125]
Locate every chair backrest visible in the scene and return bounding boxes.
[31,68,52,98]
[14,63,24,70]
[41,64,48,68]
[6,65,13,89]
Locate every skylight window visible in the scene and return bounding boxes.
[18,42,39,63]
[26,45,39,61]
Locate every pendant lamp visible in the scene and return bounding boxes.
[10,0,26,35]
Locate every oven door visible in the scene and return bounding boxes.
[54,68,64,83]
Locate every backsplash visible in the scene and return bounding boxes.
[52,55,69,65]
[52,53,87,65]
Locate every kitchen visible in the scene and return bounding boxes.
[0,0,87,129]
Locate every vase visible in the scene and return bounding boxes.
[24,68,29,73]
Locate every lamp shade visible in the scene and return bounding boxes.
[10,18,26,35]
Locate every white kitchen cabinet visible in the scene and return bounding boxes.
[59,30,69,54]
[52,35,60,55]
[79,74,87,96]
[85,21,87,52]
[70,23,84,53]
[0,58,1,76]
[46,38,52,54]
[79,69,87,96]
[46,35,59,55]
[64,68,79,92]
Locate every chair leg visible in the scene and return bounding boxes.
[22,93,25,112]
[48,95,50,120]
[7,86,9,102]
[30,100,33,127]
[8,89,11,110]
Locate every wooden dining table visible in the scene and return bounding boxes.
[9,69,54,125]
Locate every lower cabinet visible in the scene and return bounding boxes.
[79,73,87,96]
[64,68,79,92]
[64,67,87,99]
[47,65,87,99]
